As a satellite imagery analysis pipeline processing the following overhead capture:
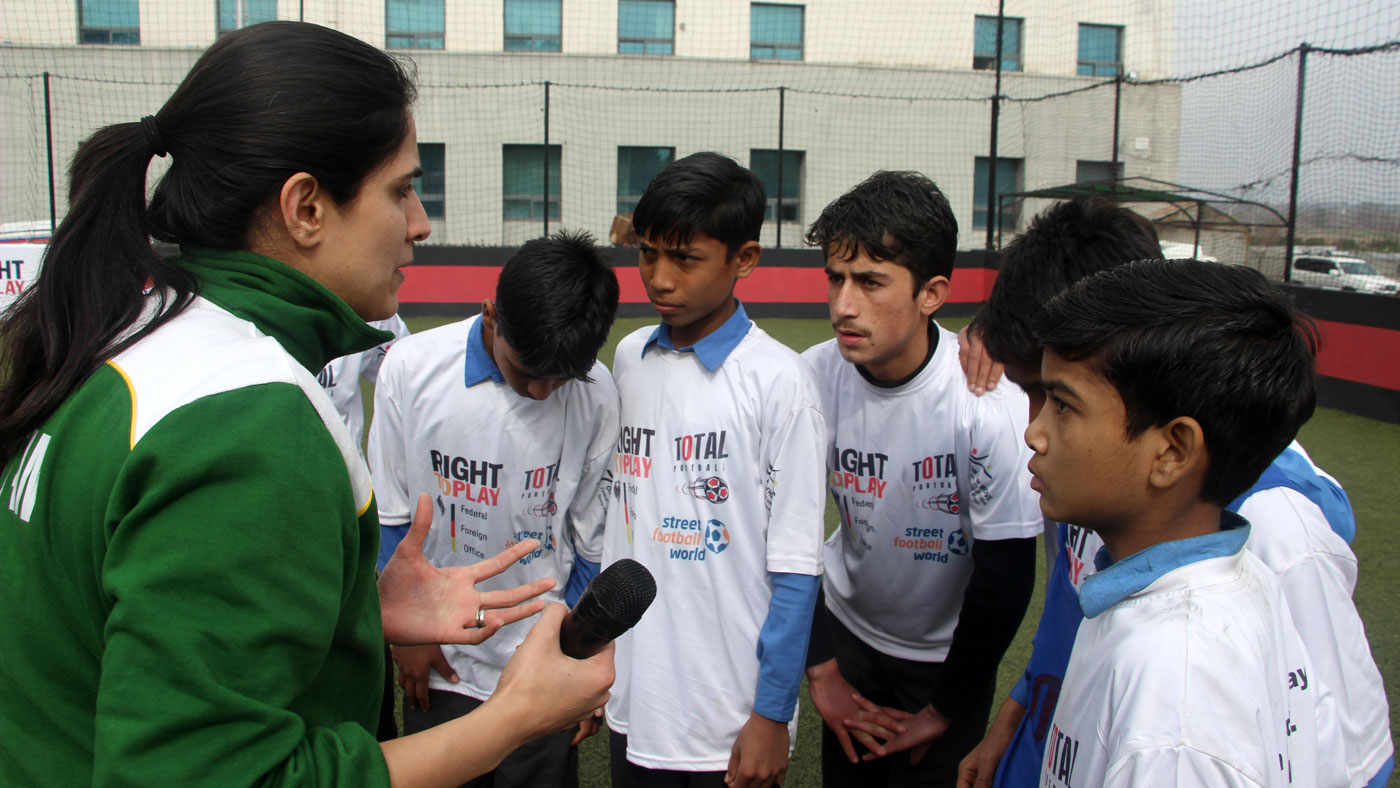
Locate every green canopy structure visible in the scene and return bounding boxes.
[996,176,1290,256]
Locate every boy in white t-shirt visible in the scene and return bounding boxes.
[799,171,1043,787]
[369,231,621,787]
[956,199,1389,788]
[600,151,827,788]
[318,313,410,456]
[1027,259,1325,787]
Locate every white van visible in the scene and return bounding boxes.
[1158,240,1219,262]
[1290,254,1400,296]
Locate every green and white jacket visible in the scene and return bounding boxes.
[0,248,395,787]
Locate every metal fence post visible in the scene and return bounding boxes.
[777,86,786,249]
[984,0,1005,250]
[44,72,56,233]
[1112,74,1122,179]
[543,80,551,238]
[1284,44,1309,282]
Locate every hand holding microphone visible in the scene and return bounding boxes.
[560,558,657,659]
[489,559,656,744]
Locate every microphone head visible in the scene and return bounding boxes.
[591,558,657,627]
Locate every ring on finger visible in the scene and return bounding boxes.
[474,607,487,629]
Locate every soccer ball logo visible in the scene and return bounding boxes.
[918,491,959,514]
[525,496,558,517]
[705,519,730,554]
[947,528,970,556]
[681,475,730,504]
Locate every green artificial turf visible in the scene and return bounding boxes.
[389,315,1399,787]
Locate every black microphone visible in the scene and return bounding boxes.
[560,558,656,659]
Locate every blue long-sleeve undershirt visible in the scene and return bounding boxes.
[377,523,410,572]
[754,571,821,723]
[566,556,600,608]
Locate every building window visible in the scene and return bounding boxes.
[751,149,804,223]
[387,0,445,49]
[79,0,139,45]
[217,0,276,37]
[1075,160,1123,183]
[505,0,561,52]
[618,0,674,55]
[750,4,803,61]
[416,143,446,219]
[1077,23,1122,77]
[973,156,1022,230]
[973,16,1022,71]
[617,146,674,214]
[503,145,561,221]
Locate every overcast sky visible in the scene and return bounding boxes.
[1174,0,1399,205]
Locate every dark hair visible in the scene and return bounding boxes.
[975,199,1161,371]
[631,152,765,257]
[805,171,958,291]
[496,231,620,382]
[1034,259,1319,505]
[0,22,416,465]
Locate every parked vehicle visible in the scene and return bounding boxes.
[1159,240,1219,262]
[1290,253,1400,296]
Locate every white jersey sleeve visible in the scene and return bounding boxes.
[360,314,412,386]
[760,361,827,576]
[964,383,1042,542]
[560,362,620,563]
[1104,746,1269,788]
[367,343,412,526]
[1238,486,1389,787]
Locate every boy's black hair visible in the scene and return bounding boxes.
[495,230,620,382]
[805,171,958,292]
[976,199,1161,370]
[631,152,765,257]
[1035,259,1319,506]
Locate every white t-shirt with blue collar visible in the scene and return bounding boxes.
[1041,513,1322,788]
[601,302,827,771]
[368,315,619,700]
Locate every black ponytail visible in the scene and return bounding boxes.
[0,22,416,465]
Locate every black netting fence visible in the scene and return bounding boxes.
[2,1,1396,280]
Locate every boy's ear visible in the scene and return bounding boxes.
[731,240,761,280]
[918,275,951,317]
[1147,416,1208,492]
[480,300,497,331]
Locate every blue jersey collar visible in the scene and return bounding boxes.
[1079,511,1250,619]
[642,300,752,372]
[464,316,505,387]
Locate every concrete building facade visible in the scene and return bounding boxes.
[2,0,1180,248]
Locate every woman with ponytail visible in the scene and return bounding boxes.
[0,22,611,788]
